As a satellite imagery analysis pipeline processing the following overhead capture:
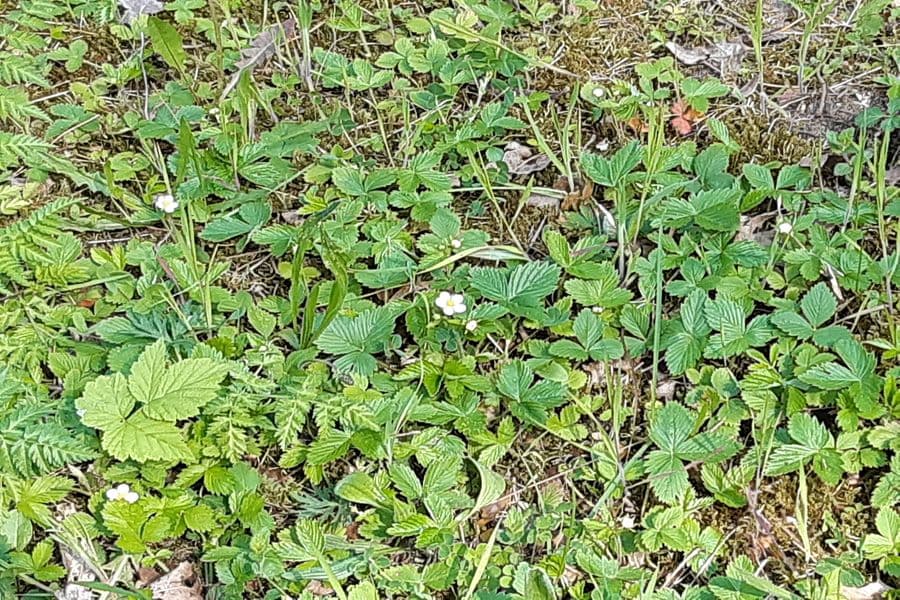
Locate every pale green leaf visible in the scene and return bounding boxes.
[76,373,133,431]
[147,17,186,71]
[102,415,190,462]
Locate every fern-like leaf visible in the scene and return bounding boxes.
[0,404,95,477]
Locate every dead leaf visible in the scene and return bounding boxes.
[736,214,775,246]
[235,20,296,70]
[138,567,161,586]
[670,100,702,136]
[281,209,303,225]
[840,583,891,600]
[526,192,560,210]
[561,178,594,212]
[560,564,582,587]
[119,0,163,24]
[502,142,551,175]
[223,19,296,98]
[148,562,201,600]
[707,41,746,75]
[478,493,512,528]
[666,40,746,75]
[584,361,606,390]
[666,41,708,65]
[306,580,335,596]
[655,379,676,400]
[56,547,96,600]
[625,117,649,134]
[885,166,900,186]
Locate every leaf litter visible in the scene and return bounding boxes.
[223,19,297,98]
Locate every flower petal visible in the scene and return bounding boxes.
[124,491,139,504]
[442,306,455,316]
[450,294,464,305]
[105,489,118,500]
[454,303,467,314]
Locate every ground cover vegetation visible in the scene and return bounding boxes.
[0,0,899,598]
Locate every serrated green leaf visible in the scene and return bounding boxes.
[800,282,836,328]
[563,265,631,308]
[126,342,228,421]
[799,361,859,390]
[335,471,387,507]
[497,360,566,425]
[649,403,694,452]
[76,373,132,431]
[102,415,190,462]
[646,451,689,504]
[771,311,814,339]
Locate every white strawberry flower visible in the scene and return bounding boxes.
[592,306,604,314]
[154,193,179,214]
[106,483,139,504]
[435,291,466,317]
[465,319,478,332]
[450,238,462,249]
[778,221,793,235]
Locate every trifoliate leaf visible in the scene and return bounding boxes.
[471,261,560,319]
[130,340,227,421]
[75,341,227,464]
[646,403,740,503]
[315,305,400,375]
[496,360,566,425]
[766,413,843,484]
[663,290,710,374]
[704,298,773,358]
[563,263,631,308]
[550,309,624,362]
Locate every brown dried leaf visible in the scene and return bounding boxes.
[665,41,708,65]
[655,379,676,401]
[736,214,774,245]
[502,142,551,175]
[526,193,559,210]
[306,580,335,596]
[281,209,303,225]
[223,19,296,97]
[119,0,163,24]
[561,178,594,212]
[839,583,891,600]
[138,567,161,586]
[670,100,702,136]
[148,562,201,600]
[235,20,296,70]
[56,547,96,600]
[886,166,900,186]
[707,41,746,75]
[478,493,512,526]
[626,117,649,134]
